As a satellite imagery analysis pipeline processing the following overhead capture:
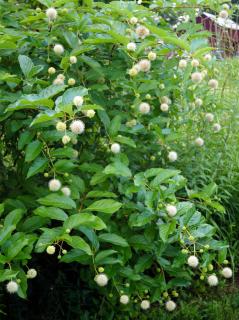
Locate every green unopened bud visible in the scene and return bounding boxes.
[200,275,205,280]
[208,264,213,271]
[98,267,104,273]
[223,259,229,265]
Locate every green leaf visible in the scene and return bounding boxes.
[150,169,180,188]
[114,135,136,148]
[98,233,129,247]
[86,190,117,198]
[64,235,92,255]
[26,157,48,178]
[159,221,176,243]
[18,131,35,150]
[25,141,43,162]
[4,209,24,227]
[60,86,88,105]
[95,249,118,264]
[37,194,76,209]
[0,203,4,215]
[18,55,34,78]
[64,213,106,230]
[6,237,29,260]
[84,199,122,214]
[34,206,68,221]
[109,115,121,137]
[0,269,19,282]
[0,225,16,245]
[104,161,132,177]
[35,227,63,252]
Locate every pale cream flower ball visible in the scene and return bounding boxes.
[208,79,218,89]
[165,300,176,312]
[160,103,169,112]
[205,113,214,122]
[138,59,151,72]
[195,137,204,146]
[111,143,121,154]
[187,255,199,268]
[191,59,200,67]
[46,7,57,21]
[61,186,71,197]
[86,109,95,118]
[94,273,108,287]
[53,77,64,85]
[148,51,157,61]
[27,268,37,279]
[195,98,203,106]
[53,44,64,55]
[127,42,137,51]
[73,96,84,107]
[68,78,76,86]
[140,300,150,310]
[168,151,178,162]
[135,25,150,39]
[191,72,203,83]
[204,54,212,61]
[48,67,56,74]
[69,56,77,64]
[179,59,187,68]
[62,135,71,144]
[120,295,130,304]
[56,121,66,131]
[219,10,229,19]
[6,281,19,294]
[221,267,232,279]
[129,16,138,25]
[213,123,221,132]
[166,204,177,217]
[46,245,56,255]
[129,67,138,77]
[48,178,61,191]
[70,120,85,134]
[207,274,218,286]
[139,102,150,114]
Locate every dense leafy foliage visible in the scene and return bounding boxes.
[0,0,234,316]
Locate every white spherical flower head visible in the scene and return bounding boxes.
[166,204,177,217]
[129,67,138,77]
[160,103,169,112]
[127,42,136,51]
[178,59,187,69]
[6,281,18,294]
[213,123,221,132]
[62,135,71,144]
[48,178,61,191]
[222,4,230,10]
[219,10,229,19]
[70,120,85,135]
[187,255,199,268]
[56,121,66,131]
[148,51,157,61]
[191,59,200,67]
[73,95,84,107]
[208,274,218,286]
[191,72,203,83]
[195,98,203,106]
[53,44,64,55]
[140,300,150,310]
[70,56,77,64]
[138,59,151,72]
[204,54,212,61]
[205,113,214,122]
[120,295,129,305]
[68,78,76,86]
[61,186,71,197]
[168,151,178,162]
[195,137,204,147]
[159,83,165,89]
[208,79,218,89]
[111,143,121,154]
[165,300,176,312]
[53,77,64,85]
[130,16,138,25]
[135,25,150,39]
[27,268,37,279]
[94,273,108,287]
[46,245,56,255]
[48,67,56,75]
[221,267,232,279]
[86,109,95,118]
[46,7,57,21]
[139,102,150,114]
